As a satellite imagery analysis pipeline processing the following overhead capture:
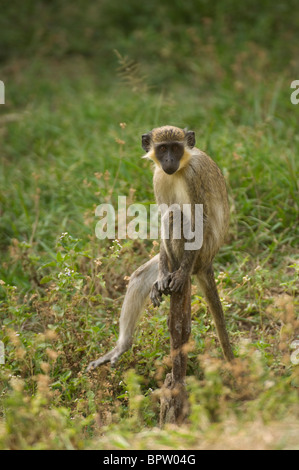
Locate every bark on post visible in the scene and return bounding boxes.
[159,278,192,426]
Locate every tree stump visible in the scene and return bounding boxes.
[159,278,191,426]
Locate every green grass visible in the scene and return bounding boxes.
[0,1,299,449]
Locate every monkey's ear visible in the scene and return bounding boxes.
[142,133,152,152]
[185,130,195,148]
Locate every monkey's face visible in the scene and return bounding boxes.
[154,142,184,175]
[142,126,195,175]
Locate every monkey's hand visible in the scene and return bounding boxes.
[169,269,189,293]
[150,273,172,307]
[150,281,163,307]
[157,272,172,293]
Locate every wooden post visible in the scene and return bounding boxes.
[159,278,191,426]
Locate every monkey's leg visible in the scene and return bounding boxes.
[87,254,159,371]
[196,266,234,362]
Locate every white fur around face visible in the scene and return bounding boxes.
[154,168,190,206]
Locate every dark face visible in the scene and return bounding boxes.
[155,142,184,175]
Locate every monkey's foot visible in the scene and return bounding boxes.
[87,343,130,371]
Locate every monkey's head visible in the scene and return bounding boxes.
[142,126,195,175]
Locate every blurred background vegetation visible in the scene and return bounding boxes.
[0,0,298,449]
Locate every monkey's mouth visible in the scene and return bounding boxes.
[163,167,178,175]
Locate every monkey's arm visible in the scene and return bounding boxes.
[169,206,200,292]
[157,243,171,290]
[169,249,197,293]
[150,244,172,307]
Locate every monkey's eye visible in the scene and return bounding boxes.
[160,145,167,153]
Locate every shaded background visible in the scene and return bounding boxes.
[1,0,298,254]
[1,0,299,79]
[0,0,299,450]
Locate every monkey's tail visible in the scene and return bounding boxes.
[87,254,159,371]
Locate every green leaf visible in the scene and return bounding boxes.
[40,261,56,269]
[40,275,52,284]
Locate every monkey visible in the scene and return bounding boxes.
[87,125,234,371]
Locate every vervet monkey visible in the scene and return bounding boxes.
[87,125,234,371]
